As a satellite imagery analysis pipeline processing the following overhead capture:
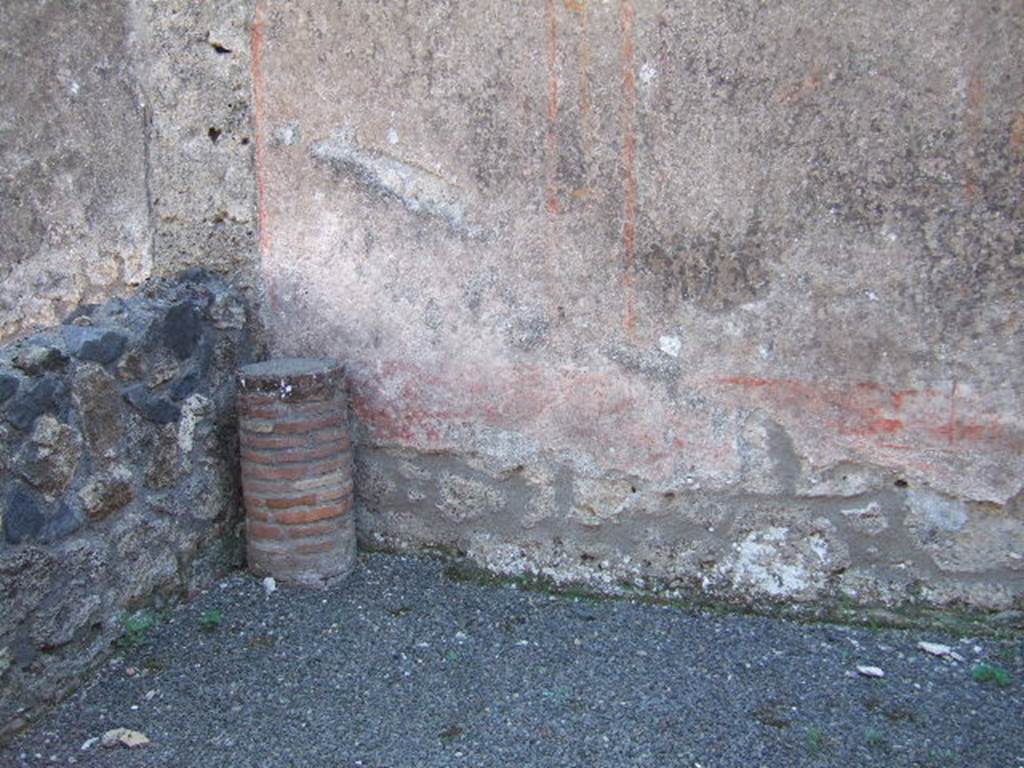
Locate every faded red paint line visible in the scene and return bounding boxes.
[544,0,561,215]
[718,375,1021,452]
[345,359,726,479]
[619,0,637,334]
[250,1,270,258]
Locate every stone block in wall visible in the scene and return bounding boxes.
[0,271,262,741]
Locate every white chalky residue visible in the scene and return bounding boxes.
[658,335,681,357]
[177,394,210,468]
[639,62,657,87]
[726,527,810,597]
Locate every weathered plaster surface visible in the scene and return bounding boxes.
[255,1,1024,609]
[0,1,149,341]
[0,0,258,343]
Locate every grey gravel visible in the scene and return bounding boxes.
[3,553,1022,767]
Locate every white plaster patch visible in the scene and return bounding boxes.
[907,487,967,532]
[723,527,811,597]
[273,123,301,146]
[177,394,211,469]
[639,62,658,87]
[312,129,480,236]
[657,335,681,358]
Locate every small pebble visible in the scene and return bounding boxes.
[857,665,885,678]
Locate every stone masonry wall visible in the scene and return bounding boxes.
[0,272,260,738]
[255,1,1024,613]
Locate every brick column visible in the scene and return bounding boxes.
[238,358,355,585]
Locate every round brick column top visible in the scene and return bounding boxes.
[238,357,343,402]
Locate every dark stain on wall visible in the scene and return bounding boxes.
[638,220,771,313]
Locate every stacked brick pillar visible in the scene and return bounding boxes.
[238,358,356,585]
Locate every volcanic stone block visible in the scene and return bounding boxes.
[161,303,202,360]
[0,374,18,404]
[61,326,127,365]
[72,364,123,463]
[5,377,66,431]
[122,384,181,424]
[14,415,82,495]
[2,484,45,545]
[11,345,68,376]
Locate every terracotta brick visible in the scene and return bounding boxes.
[240,441,345,465]
[241,455,349,482]
[279,519,343,539]
[274,497,352,525]
[263,493,318,510]
[240,400,341,421]
[240,470,350,496]
[240,428,351,451]
[248,521,285,540]
[244,495,351,523]
[238,358,356,585]
[270,413,346,434]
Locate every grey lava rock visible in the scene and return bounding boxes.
[11,345,68,376]
[169,368,200,401]
[0,374,18,404]
[61,327,128,365]
[4,377,66,431]
[161,302,202,360]
[2,484,45,545]
[122,384,181,424]
[0,272,261,737]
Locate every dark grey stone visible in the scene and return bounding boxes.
[61,326,128,365]
[169,368,200,401]
[4,377,65,431]
[2,484,44,545]
[0,374,18,403]
[162,302,202,360]
[40,502,83,544]
[11,345,68,376]
[122,383,181,424]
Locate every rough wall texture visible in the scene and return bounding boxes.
[0,272,260,737]
[255,1,1024,610]
[0,0,258,343]
[0,1,149,342]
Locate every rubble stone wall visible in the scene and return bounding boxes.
[0,273,260,737]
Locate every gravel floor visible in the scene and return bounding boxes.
[3,553,1022,768]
